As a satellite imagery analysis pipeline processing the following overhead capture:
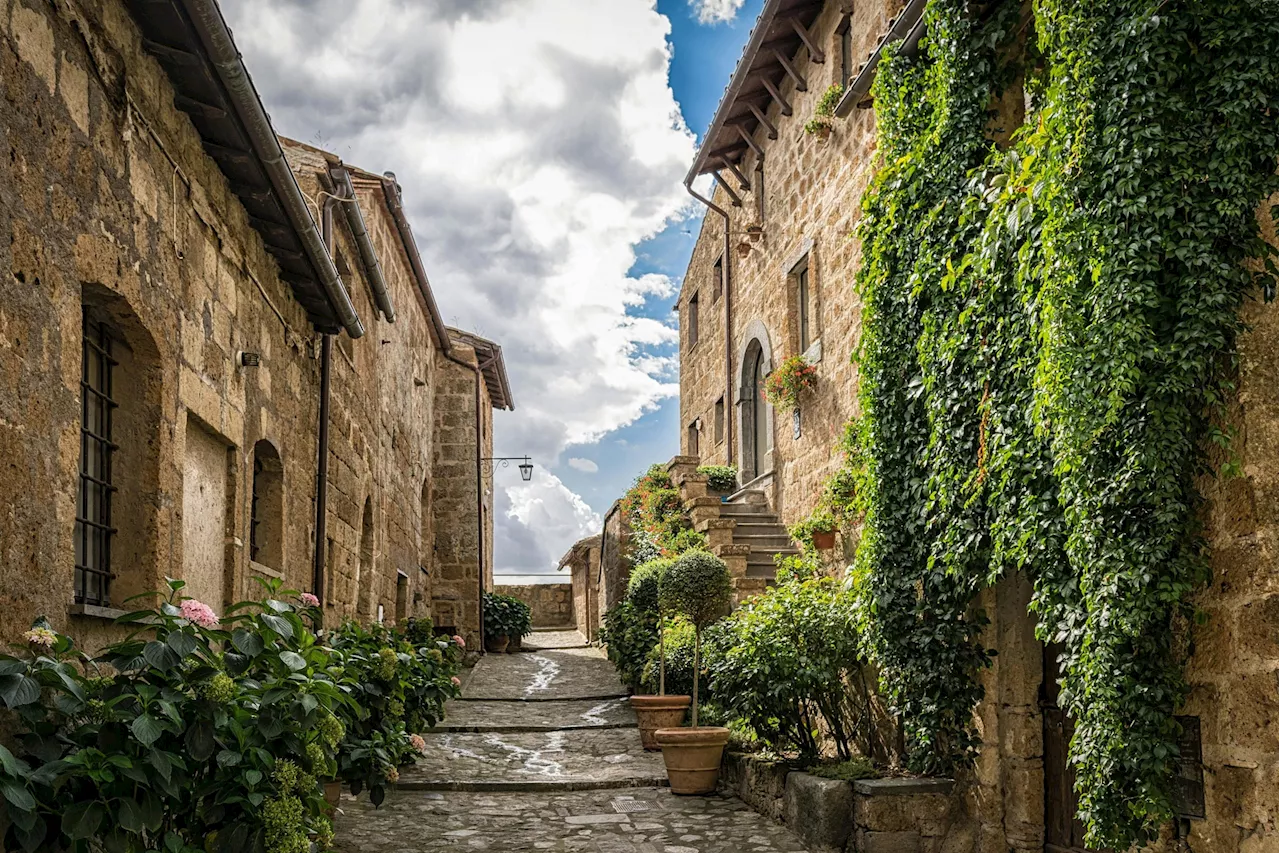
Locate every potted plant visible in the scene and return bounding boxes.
[792,508,838,551]
[482,591,512,653]
[763,354,818,412]
[804,83,843,143]
[736,239,753,258]
[653,549,733,794]
[625,558,690,750]
[506,596,532,652]
[696,465,738,498]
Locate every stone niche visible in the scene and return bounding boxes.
[722,752,961,853]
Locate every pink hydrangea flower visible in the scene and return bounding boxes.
[451,635,465,648]
[384,766,399,783]
[24,628,57,649]
[409,734,428,755]
[179,599,219,629]
[450,676,461,687]
[299,593,320,608]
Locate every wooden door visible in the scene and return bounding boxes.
[1042,643,1106,853]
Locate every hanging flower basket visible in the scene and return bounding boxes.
[746,224,763,242]
[763,355,817,411]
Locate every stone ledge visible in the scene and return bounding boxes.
[67,603,132,622]
[853,777,954,796]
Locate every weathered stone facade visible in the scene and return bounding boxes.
[556,534,601,641]
[677,1,1278,852]
[492,583,574,630]
[0,0,509,653]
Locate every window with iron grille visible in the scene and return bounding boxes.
[250,455,265,563]
[75,315,117,607]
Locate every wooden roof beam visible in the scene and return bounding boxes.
[704,140,749,163]
[786,16,825,63]
[712,171,743,207]
[746,101,777,139]
[720,157,752,191]
[732,123,764,158]
[760,76,793,116]
[772,48,808,92]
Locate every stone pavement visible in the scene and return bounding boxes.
[334,632,807,852]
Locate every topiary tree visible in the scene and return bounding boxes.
[658,550,732,726]
[627,558,674,693]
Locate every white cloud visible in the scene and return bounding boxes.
[567,458,599,473]
[690,0,746,24]
[222,0,695,576]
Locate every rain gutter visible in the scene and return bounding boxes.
[333,168,396,322]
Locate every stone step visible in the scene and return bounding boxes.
[431,698,636,733]
[734,534,794,548]
[718,503,774,517]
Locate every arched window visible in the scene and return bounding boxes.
[75,292,161,608]
[357,497,374,619]
[249,440,283,570]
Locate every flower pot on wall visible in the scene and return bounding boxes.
[655,726,730,794]
[631,694,691,750]
[812,530,836,550]
[736,240,752,258]
[485,634,510,654]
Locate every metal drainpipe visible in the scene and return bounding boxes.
[444,350,487,651]
[312,195,341,623]
[684,180,734,467]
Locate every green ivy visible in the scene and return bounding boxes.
[852,0,1277,847]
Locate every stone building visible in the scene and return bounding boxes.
[0,0,509,651]
[675,1,1277,852]
[556,534,601,641]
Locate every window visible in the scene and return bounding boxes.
[75,315,116,606]
[688,293,700,347]
[755,163,766,223]
[357,498,374,620]
[249,440,283,570]
[396,571,410,622]
[712,256,723,303]
[714,397,725,445]
[839,16,854,86]
[797,260,812,351]
[687,421,700,458]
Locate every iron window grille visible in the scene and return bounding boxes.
[75,316,118,607]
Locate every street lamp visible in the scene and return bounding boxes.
[518,459,533,481]
[482,456,534,482]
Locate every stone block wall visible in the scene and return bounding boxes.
[597,501,631,631]
[493,584,574,630]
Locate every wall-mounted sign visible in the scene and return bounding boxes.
[792,409,802,440]
[1173,715,1205,820]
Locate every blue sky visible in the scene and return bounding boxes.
[550,0,765,531]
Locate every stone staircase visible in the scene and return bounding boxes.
[666,456,798,602]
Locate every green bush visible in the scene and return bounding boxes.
[482,592,532,641]
[696,465,738,492]
[706,573,878,761]
[640,618,699,697]
[599,601,657,694]
[620,464,705,560]
[626,558,672,615]
[808,757,878,781]
[0,579,463,853]
[658,549,732,725]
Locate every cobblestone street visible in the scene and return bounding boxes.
[334,630,807,852]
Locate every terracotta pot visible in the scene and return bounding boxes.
[323,780,342,814]
[814,124,832,142]
[655,726,730,795]
[508,634,523,653]
[485,634,510,654]
[812,529,837,550]
[630,694,691,751]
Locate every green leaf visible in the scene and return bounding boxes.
[0,743,29,777]
[62,801,105,840]
[117,798,144,833]
[231,628,264,657]
[166,631,198,658]
[185,719,215,762]
[279,651,306,672]
[0,675,40,708]
[130,714,163,747]
[260,614,293,639]
[216,750,242,768]
[1,782,34,812]
[142,641,180,672]
[14,815,46,853]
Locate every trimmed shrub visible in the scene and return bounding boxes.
[482,592,532,641]
[696,465,738,493]
[640,618,699,697]
[658,549,732,725]
[600,601,657,694]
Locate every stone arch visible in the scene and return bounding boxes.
[735,318,775,483]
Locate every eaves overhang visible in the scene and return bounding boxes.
[448,328,514,412]
[127,0,364,337]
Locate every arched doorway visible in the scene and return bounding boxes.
[736,320,774,483]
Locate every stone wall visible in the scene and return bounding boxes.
[597,501,631,632]
[493,584,574,630]
[559,535,601,641]
[678,1,1278,851]
[0,0,501,655]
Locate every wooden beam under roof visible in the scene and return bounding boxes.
[705,140,749,163]
[772,48,808,91]
[746,101,778,139]
[760,76,793,115]
[711,171,743,207]
[732,123,764,158]
[785,16,825,63]
[720,157,752,190]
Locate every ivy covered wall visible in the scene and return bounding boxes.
[846,0,1277,849]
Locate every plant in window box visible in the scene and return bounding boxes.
[804,83,844,142]
[763,354,818,412]
[696,465,738,495]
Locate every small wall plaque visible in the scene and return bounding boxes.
[1173,715,1205,820]
[792,408,802,440]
